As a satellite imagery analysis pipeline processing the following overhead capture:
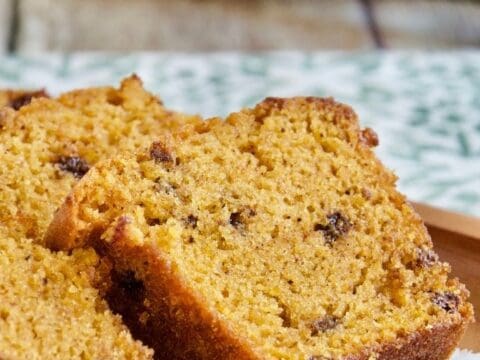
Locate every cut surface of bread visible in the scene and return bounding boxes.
[0,89,49,109]
[0,75,197,242]
[0,230,153,359]
[46,97,474,359]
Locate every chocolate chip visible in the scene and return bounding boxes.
[310,315,339,336]
[314,212,351,245]
[432,292,460,313]
[308,356,333,360]
[247,208,257,217]
[150,141,173,163]
[9,90,49,110]
[146,218,161,226]
[229,212,242,227]
[359,127,379,147]
[228,207,256,230]
[57,156,90,178]
[117,270,145,302]
[278,304,291,328]
[417,248,439,268]
[185,215,198,228]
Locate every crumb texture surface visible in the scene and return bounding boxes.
[0,76,196,242]
[0,231,153,360]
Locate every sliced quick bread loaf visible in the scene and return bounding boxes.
[46,97,473,360]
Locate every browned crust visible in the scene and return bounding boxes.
[255,97,357,132]
[346,319,467,360]
[56,74,163,110]
[378,320,467,360]
[255,97,354,123]
[45,193,82,250]
[260,96,354,114]
[0,89,49,110]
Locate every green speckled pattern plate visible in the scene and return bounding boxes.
[0,52,479,217]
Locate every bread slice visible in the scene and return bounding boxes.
[0,89,49,109]
[0,77,194,357]
[46,97,474,359]
[0,229,153,359]
[0,75,197,242]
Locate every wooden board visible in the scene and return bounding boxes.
[414,202,480,352]
[16,0,370,52]
[10,0,480,52]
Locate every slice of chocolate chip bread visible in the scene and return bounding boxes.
[46,97,474,359]
[0,75,197,242]
[0,89,49,109]
[0,229,153,359]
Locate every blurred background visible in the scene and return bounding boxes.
[0,0,480,53]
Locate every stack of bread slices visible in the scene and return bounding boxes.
[0,77,473,360]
